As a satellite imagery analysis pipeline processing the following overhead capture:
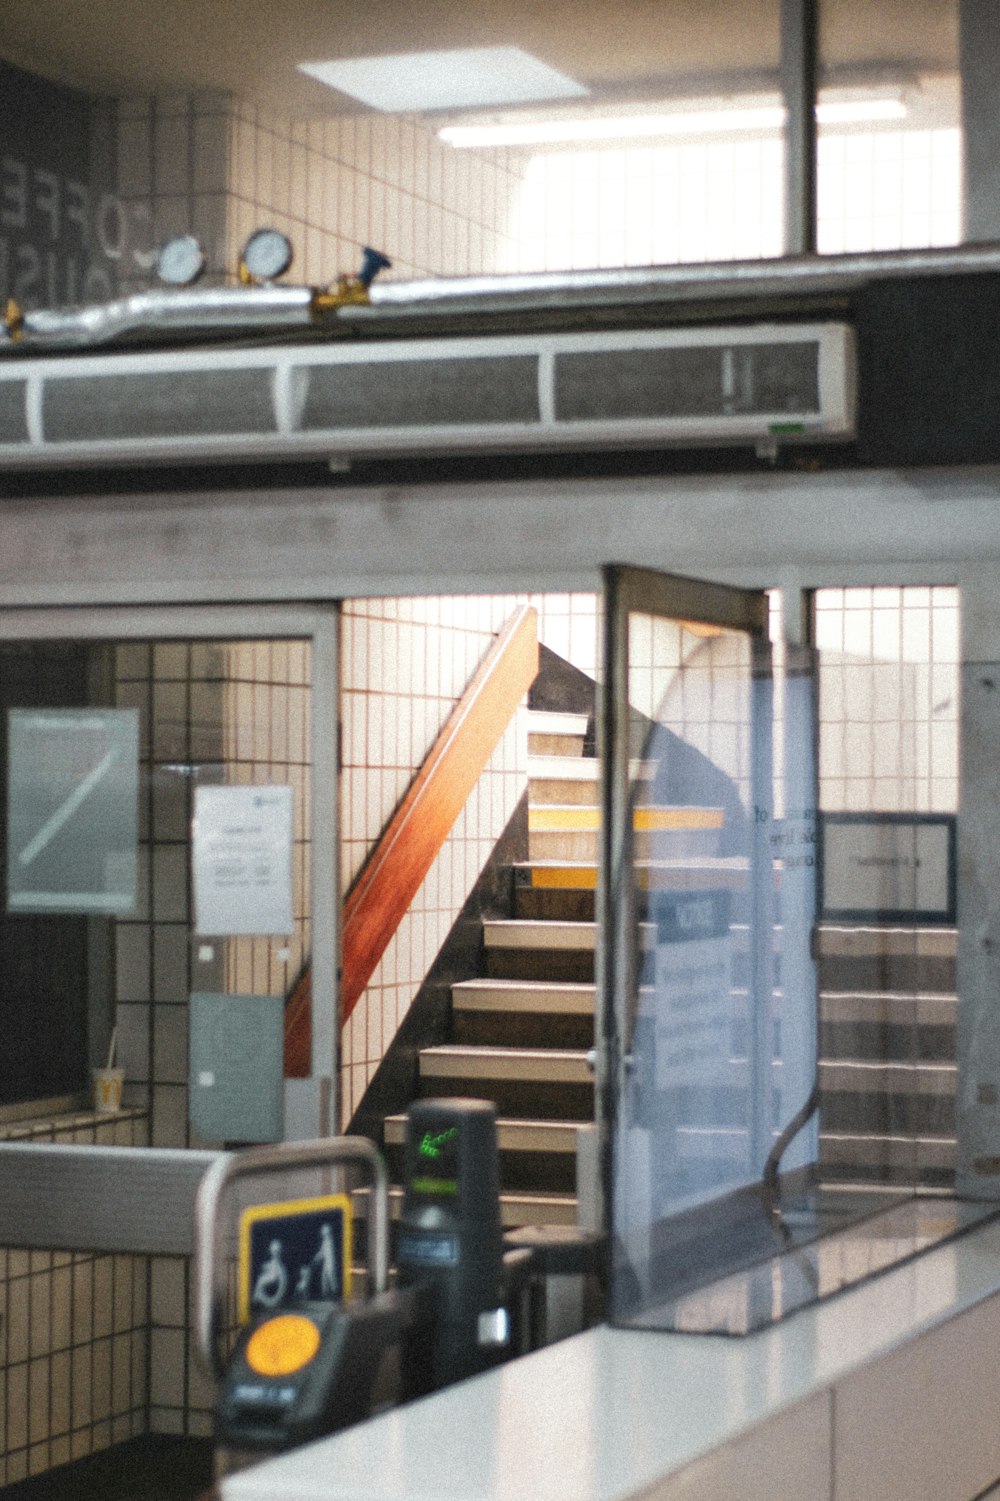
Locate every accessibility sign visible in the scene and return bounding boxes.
[238,1195,353,1323]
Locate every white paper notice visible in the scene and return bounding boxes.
[193,785,294,936]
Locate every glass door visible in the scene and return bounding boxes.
[598,566,819,1326]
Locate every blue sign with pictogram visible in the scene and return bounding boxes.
[238,1195,352,1323]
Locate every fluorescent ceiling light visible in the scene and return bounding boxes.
[439,96,907,149]
[298,47,587,114]
[817,99,907,125]
[441,108,783,148]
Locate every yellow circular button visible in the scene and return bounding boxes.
[246,1314,321,1377]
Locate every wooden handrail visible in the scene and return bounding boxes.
[285,603,539,1077]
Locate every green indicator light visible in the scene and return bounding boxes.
[418,1126,459,1160]
[412,1175,459,1196]
[769,421,806,434]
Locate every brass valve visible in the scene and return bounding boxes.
[3,299,24,340]
[312,247,393,315]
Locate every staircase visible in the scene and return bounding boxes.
[816,924,957,1189]
[383,708,959,1226]
[385,709,598,1227]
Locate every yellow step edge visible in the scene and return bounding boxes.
[530,865,598,889]
[528,806,724,832]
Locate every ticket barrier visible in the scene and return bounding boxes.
[195,1099,602,1470]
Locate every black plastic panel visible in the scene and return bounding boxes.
[0,380,29,443]
[42,368,277,442]
[555,342,821,421]
[856,272,1000,466]
[300,355,540,430]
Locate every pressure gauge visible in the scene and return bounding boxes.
[240,228,294,282]
[155,235,206,287]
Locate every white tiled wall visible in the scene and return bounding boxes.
[110,81,962,318]
[227,106,526,283]
[221,640,312,1002]
[815,586,960,812]
[113,90,528,295]
[528,592,601,680]
[339,596,529,1125]
[113,638,316,1439]
[0,1109,149,1486]
[114,91,232,291]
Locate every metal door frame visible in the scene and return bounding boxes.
[0,601,340,1137]
[596,565,772,1243]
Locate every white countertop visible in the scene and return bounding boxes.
[219,1217,1000,1501]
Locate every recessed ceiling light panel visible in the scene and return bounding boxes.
[298,46,587,114]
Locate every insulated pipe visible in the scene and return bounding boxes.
[359,243,1000,323]
[7,243,1000,355]
[1,284,316,353]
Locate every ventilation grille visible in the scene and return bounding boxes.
[0,323,854,468]
[0,379,28,444]
[301,354,540,430]
[43,368,277,443]
[555,342,821,422]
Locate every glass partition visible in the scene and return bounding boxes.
[814,587,959,1197]
[817,0,962,253]
[600,573,983,1334]
[0,606,338,1471]
[599,568,942,1333]
[0,615,337,1143]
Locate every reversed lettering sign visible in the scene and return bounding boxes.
[7,708,139,914]
[819,813,956,923]
[652,890,733,1089]
[192,785,295,935]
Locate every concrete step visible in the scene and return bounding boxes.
[386,1111,581,1156]
[513,857,749,892]
[511,857,751,922]
[818,1059,957,1096]
[818,1131,955,1183]
[817,925,956,993]
[526,711,590,758]
[417,1043,594,1123]
[452,977,596,1015]
[483,918,597,953]
[527,756,655,806]
[383,1112,584,1196]
[528,804,724,862]
[820,990,957,1064]
[483,918,597,981]
[452,976,594,1048]
[355,1178,580,1230]
[419,1044,593,1086]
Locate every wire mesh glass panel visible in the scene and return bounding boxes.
[603,575,964,1336]
[602,571,815,1324]
[817,0,961,253]
[814,587,959,1196]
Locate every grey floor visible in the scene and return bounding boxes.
[2,1437,216,1501]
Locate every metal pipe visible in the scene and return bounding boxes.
[2,284,316,353]
[6,242,1000,357]
[357,243,1000,321]
[781,0,819,256]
